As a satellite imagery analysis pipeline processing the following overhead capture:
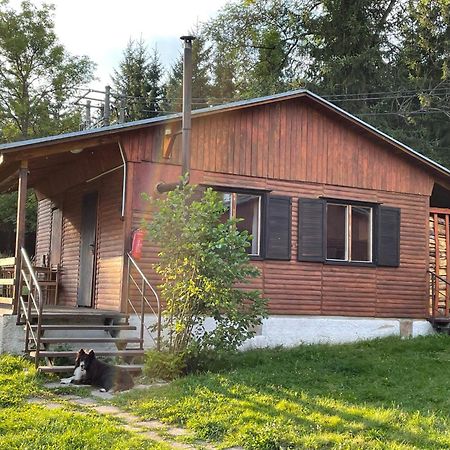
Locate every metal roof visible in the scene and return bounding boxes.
[1,89,449,178]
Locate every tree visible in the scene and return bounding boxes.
[143,181,267,356]
[205,0,311,99]
[112,38,164,121]
[0,0,95,255]
[0,0,95,140]
[163,30,212,113]
[389,0,450,167]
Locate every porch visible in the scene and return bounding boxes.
[0,137,161,371]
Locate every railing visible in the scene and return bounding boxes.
[428,270,450,318]
[126,252,161,350]
[16,247,44,368]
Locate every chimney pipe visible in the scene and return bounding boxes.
[157,35,195,194]
[180,35,195,184]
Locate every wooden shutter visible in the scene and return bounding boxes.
[377,206,401,267]
[298,198,325,262]
[265,196,291,260]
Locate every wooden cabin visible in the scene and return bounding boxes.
[0,90,449,365]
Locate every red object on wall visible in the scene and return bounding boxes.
[131,228,146,260]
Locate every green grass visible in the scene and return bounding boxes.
[113,335,450,449]
[0,354,170,450]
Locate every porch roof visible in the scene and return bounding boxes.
[0,89,449,181]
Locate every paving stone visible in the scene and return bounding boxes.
[91,390,114,400]
[43,382,63,389]
[115,412,140,422]
[135,420,166,429]
[91,405,122,415]
[166,426,189,436]
[64,395,82,401]
[27,398,61,409]
[69,397,97,406]
[140,430,163,440]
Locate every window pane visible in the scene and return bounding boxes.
[351,206,371,261]
[235,194,260,255]
[327,204,347,260]
[220,193,232,223]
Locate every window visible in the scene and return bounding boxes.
[298,198,400,266]
[220,192,262,256]
[326,203,372,262]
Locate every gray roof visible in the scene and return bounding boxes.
[1,89,449,178]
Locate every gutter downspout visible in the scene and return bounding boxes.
[118,141,127,218]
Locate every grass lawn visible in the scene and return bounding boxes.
[0,355,169,450]
[113,335,450,449]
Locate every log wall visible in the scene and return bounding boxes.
[121,96,435,319]
[56,171,124,309]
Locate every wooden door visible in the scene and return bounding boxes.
[77,192,98,307]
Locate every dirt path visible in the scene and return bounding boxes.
[29,382,220,450]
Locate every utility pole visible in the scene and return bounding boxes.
[85,100,91,129]
[104,85,111,126]
[119,93,126,124]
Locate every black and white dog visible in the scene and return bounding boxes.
[60,349,134,392]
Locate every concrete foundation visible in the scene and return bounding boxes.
[0,314,26,355]
[127,314,435,350]
[241,315,435,349]
[0,313,435,355]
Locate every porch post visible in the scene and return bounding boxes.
[13,160,28,313]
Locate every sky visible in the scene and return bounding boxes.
[8,0,230,87]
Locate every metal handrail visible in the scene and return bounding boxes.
[18,247,44,368]
[126,252,161,350]
[428,270,450,318]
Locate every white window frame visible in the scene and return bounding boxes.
[326,203,373,263]
[223,192,262,257]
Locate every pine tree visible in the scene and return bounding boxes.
[163,30,212,113]
[112,38,164,121]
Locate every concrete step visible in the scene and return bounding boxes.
[30,349,145,358]
[0,257,15,267]
[33,337,142,344]
[30,324,137,331]
[0,278,14,286]
[38,364,144,374]
[0,296,13,305]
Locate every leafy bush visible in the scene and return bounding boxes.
[144,349,186,381]
[0,354,32,375]
[143,179,267,358]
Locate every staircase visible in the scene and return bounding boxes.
[15,248,161,374]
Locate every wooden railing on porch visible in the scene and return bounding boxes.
[16,247,44,368]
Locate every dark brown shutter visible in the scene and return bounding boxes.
[265,196,291,260]
[298,198,325,262]
[377,206,400,267]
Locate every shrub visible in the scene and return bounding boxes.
[143,349,186,381]
[143,179,267,358]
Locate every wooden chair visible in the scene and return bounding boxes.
[34,265,59,305]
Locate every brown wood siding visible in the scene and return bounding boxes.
[142,99,434,196]
[94,171,124,311]
[35,198,52,265]
[58,171,123,309]
[118,96,437,318]
[198,173,429,318]
[59,189,82,307]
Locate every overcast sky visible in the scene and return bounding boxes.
[9,0,230,87]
